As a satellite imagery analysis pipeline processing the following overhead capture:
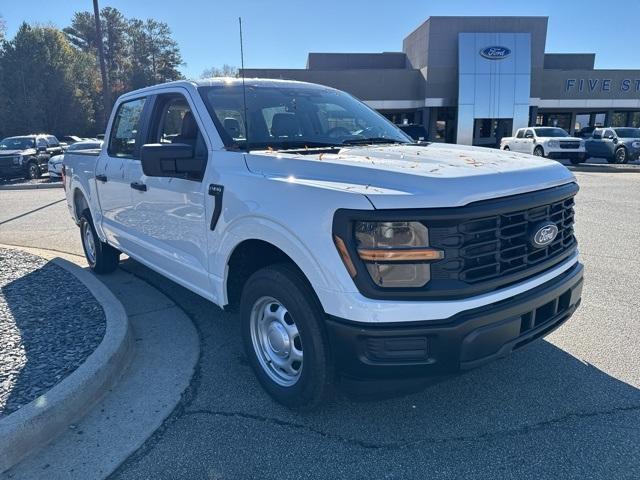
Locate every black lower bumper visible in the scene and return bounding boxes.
[326,262,583,379]
[547,152,585,160]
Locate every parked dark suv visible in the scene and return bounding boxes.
[0,134,63,180]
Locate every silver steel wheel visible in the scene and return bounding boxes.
[249,296,303,387]
[533,147,544,157]
[82,222,97,265]
[615,148,626,163]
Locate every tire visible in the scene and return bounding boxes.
[533,146,544,157]
[79,209,120,274]
[502,146,510,151]
[614,147,628,164]
[26,161,40,179]
[240,263,334,409]
[569,156,586,165]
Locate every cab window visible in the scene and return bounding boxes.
[108,97,146,158]
[36,137,47,148]
[146,93,208,180]
[516,130,524,139]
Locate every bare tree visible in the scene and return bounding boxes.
[93,0,111,126]
[201,64,238,78]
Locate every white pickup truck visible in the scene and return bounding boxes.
[501,127,586,164]
[64,79,583,408]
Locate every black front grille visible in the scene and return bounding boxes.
[560,141,581,149]
[333,182,579,300]
[430,191,576,289]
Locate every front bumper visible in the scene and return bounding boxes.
[0,163,24,177]
[546,151,585,160]
[326,262,583,379]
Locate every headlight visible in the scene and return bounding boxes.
[632,141,640,149]
[12,155,23,165]
[547,140,559,148]
[350,221,443,288]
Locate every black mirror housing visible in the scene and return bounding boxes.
[140,143,204,179]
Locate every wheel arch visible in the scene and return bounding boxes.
[218,217,336,312]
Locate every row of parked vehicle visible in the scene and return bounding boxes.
[500,126,640,165]
[0,134,103,181]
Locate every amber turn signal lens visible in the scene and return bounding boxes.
[357,248,444,262]
[333,235,358,278]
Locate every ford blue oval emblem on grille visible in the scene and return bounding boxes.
[479,46,511,60]
[531,223,559,248]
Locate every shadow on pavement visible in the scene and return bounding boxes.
[116,257,640,451]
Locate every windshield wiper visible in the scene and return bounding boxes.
[340,138,407,146]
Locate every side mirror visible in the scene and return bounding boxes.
[140,143,203,178]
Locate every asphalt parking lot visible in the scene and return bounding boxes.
[0,170,639,479]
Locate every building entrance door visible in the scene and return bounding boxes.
[472,118,513,148]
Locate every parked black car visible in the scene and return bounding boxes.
[0,134,63,180]
[585,127,640,164]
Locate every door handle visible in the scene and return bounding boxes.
[96,174,107,182]
[208,184,224,230]
[130,182,147,192]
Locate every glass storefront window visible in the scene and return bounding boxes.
[434,107,456,143]
[611,112,629,127]
[593,113,606,127]
[575,114,590,131]
[541,113,572,131]
[630,112,640,128]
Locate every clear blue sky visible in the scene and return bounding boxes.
[2,0,639,78]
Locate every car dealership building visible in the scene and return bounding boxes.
[244,16,640,146]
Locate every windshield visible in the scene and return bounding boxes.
[614,128,640,138]
[533,128,570,138]
[0,136,35,150]
[198,84,412,151]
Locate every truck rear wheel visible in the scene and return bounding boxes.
[240,263,333,409]
[79,209,120,274]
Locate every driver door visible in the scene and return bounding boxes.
[126,90,212,297]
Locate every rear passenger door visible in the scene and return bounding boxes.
[125,89,212,297]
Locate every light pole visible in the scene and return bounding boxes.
[92,0,111,129]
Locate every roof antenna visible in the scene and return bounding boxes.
[239,17,250,152]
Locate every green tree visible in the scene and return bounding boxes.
[0,23,96,137]
[128,18,183,89]
[201,64,238,78]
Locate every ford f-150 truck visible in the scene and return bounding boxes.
[501,127,586,164]
[64,79,583,408]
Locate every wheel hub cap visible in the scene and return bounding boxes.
[249,297,303,386]
[267,322,290,357]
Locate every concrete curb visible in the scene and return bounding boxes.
[0,257,133,473]
[0,182,63,190]
[568,164,640,173]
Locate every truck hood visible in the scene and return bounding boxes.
[245,143,575,209]
[0,149,31,157]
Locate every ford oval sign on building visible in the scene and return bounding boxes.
[479,46,511,60]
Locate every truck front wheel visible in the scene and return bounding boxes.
[533,146,545,157]
[26,161,40,179]
[240,263,333,409]
[79,209,120,274]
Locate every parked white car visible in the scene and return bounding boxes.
[501,127,586,164]
[49,140,103,180]
[64,79,583,408]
